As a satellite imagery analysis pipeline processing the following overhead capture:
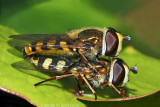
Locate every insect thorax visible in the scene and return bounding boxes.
[88,73,107,88]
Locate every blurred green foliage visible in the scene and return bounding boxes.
[1,0,159,59]
[0,0,160,106]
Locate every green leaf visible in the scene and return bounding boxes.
[0,23,160,106]
[0,24,86,106]
[77,46,160,101]
[1,0,159,60]
[0,0,160,106]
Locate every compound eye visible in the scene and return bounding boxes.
[112,59,125,86]
[105,30,118,56]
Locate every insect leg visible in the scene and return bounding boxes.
[78,49,97,72]
[74,78,83,96]
[110,83,127,98]
[78,49,92,67]
[119,87,128,97]
[62,58,81,74]
[102,82,127,98]
[101,82,110,88]
[80,74,97,100]
[34,74,75,87]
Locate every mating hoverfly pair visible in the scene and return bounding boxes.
[10,27,137,100]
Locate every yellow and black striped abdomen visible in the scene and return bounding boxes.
[30,55,72,73]
[24,36,76,56]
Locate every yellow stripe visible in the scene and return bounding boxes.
[36,41,43,50]
[60,41,70,52]
[31,57,39,66]
[115,33,123,56]
[55,60,66,71]
[42,58,53,69]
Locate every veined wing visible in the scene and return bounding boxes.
[8,34,83,52]
[12,55,74,75]
[9,34,66,41]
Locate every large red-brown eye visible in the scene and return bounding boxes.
[112,59,125,86]
[105,30,118,56]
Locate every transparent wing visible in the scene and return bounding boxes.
[11,55,75,74]
[11,59,58,80]
[9,34,66,42]
[8,34,67,51]
[8,34,83,51]
[11,60,37,71]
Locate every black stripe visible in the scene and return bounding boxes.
[32,55,39,60]
[66,40,72,45]
[108,27,117,32]
[23,49,27,57]
[55,37,62,49]
[63,59,71,69]
[38,56,46,69]
[31,42,37,52]
[66,40,72,50]
[42,38,49,50]
[65,58,80,73]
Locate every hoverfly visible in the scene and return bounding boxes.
[26,54,137,100]
[9,27,131,70]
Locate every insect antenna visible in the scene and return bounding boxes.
[123,36,131,42]
[34,74,75,87]
[130,66,138,74]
